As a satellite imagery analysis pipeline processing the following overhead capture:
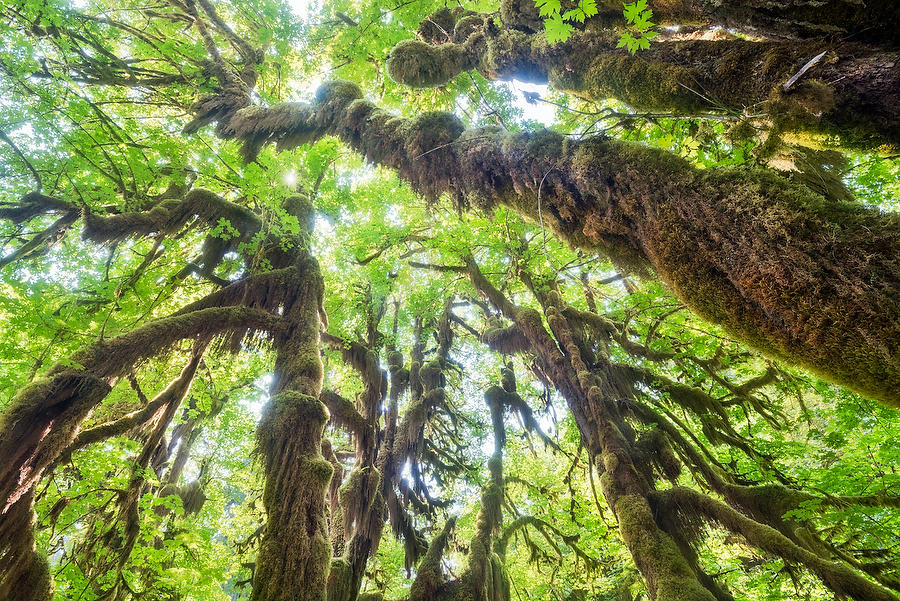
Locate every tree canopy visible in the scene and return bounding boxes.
[0,0,899,600]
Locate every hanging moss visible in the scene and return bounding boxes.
[410,518,456,601]
[482,324,529,355]
[189,78,900,407]
[664,487,899,601]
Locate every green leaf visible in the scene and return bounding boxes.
[623,0,648,22]
[580,0,598,18]
[544,13,575,43]
[535,0,562,18]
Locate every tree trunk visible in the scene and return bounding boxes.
[252,205,333,601]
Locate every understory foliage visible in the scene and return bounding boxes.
[0,0,898,600]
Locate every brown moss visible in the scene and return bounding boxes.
[499,0,543,32]
[454,16,483,43]
[417,8,456,44]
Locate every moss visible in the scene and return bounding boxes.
[284,193,316,234]
[417,8,456,44]
[8,550,52,601]
[316,80,364,105]
[454,16,483,43]
[386,39,481,88]
[553,54,702,113]
[500,367,515,393]
[178,480,207,515]
[481,324,528,354]
[667,487,898,601]
[482,29,543,83]
[402,112,465,157]
[499,0,543,32]
[613,494,716,601]
[326,558,352,601]
[263,391,329,429]
[338,467,381,536]
[410,518,456,601]
[387,350,404,369]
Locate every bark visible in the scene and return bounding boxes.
[187,82,900,409]
[504,0,900,43]
[637,0,900,44]
[252,194,333,601]
[387,26,900,150]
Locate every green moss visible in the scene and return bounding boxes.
[551,54,701,113]
[316,81,364,105]
[387,39,480,88]
[613,495,716,601]
[387,350,404,369]
[417,8,456,43]
[266,391,330,426]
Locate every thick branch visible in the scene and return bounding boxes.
[186,81,900,408]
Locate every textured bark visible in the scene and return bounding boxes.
[388,26,900,150]
[643,0,900,43]
[507,0,900,43]
[188,82,900,409]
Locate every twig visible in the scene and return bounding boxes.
[0,129,42,190]
[783,50,828,92]
[537,167,555,264]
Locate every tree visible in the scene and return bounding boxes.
[0,0,898,600]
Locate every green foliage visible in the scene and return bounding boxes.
[617,0,658,53]
[535,0,597,43]
[0,0,898,600]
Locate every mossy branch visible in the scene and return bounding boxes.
[658,487,900,601]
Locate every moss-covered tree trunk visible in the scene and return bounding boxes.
[636,0,900,43]
[466,256,899,601]
[252,196,333,601]
[387,18,900,150]
[0,304,280,601]
[466,263,717,600]
[503,0,900,43]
